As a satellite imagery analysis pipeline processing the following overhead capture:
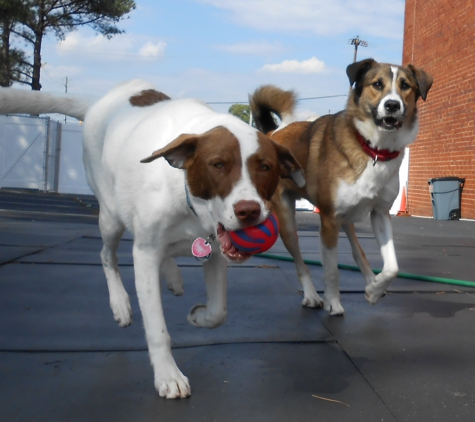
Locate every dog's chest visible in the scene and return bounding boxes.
[334,158,401,222]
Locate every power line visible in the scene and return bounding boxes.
[297,94,348,101]
[207,94,347,105]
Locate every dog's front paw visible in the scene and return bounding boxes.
[110,294,132,327]
[155,371,191,399]
[302,292,324,308]
[323,297,345,316]
[187,304,226,328]
[365,284,387,304]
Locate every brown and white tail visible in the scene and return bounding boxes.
[249,85,297,134]
[0,87,96,121]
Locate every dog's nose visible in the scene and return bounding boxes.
[234,200,261,224]
[384,100,401,113]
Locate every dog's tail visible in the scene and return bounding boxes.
[0,87,96,121]
[249,85,297,134]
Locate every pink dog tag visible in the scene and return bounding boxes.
[192,237,213,262]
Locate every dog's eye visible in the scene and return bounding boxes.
[213,162,224,169]
[260,164,270,171]
[372,81,383,90]
[400,81,411,91]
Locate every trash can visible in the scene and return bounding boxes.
[428,177,465,220]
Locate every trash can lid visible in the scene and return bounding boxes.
[428,177,466,184]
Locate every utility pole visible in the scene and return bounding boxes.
[348,36,368,62]
[64,77,68,124]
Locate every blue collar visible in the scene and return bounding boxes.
[185,182,198,217]
[185,182,216,246]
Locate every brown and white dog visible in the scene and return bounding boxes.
[0,80,304,398]
[250,59,433,315]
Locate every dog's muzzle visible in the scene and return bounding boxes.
[375,99,404,131]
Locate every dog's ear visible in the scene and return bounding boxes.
[346,58,377,87]
[407,64,433,101]
[272,141,306,188]
[140,133,198,168]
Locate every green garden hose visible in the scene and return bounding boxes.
[256,253,475,289]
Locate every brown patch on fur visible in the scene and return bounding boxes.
[141,127,241,199]
[185,127,242,200]
[320,214,340,249]
[129,89,171,107]
[247,133,281,201]
[270,122,311,171]
[141,126,304,204]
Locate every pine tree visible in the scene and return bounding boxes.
[0,0,136,89]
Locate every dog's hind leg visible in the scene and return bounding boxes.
[342,223,376,285]
[161,258,184,296]
[274,192,323,308]
[99,212,132,327]
[187,250,227,328]
[365,209,399,304]
[320,215,345,315]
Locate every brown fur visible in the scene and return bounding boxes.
[249,59,433,314]
[347,63,421,129]
[251,60,432,249]
[141,126,302,206]
[129,89,171,107]
[249,85,297,133]
[247,133,283,202]
[268,111,370,248]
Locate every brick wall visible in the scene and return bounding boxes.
[403,0,475,219]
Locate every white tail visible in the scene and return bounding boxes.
[0,88,96,121]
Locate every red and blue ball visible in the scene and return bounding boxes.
[228,212,280,254]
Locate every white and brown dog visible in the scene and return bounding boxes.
[0,80,305,398]
[250,59,433,315]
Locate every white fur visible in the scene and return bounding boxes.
[321,244,344,315]
[273,112,295,134]
[335,152,404,221]
[353,115,419,152]
[0,80,274,399]
[354,66,419,152]
[331,153,404,308]
[326,130,410,311]
[265,70,420,315]
[376,66,404,119]
[189,119,269,233]
[329,69,420,305]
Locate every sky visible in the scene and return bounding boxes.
[26,0,407,119]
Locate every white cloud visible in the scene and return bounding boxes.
[259,57,325,74]
[138,41,166,58]
[215,40,285,55]
[56,33,167,61]
[196,0,405,39]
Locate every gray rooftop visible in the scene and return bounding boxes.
[1,189,474,422]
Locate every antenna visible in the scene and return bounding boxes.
[64,77,68,124]
[348,36,368,62]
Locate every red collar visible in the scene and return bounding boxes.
[355,131,401,165]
